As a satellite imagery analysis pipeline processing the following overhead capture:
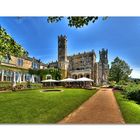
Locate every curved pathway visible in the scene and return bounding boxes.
[59,88,124,124]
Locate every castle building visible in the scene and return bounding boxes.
[48,35,109,85]
[0,34,109,85]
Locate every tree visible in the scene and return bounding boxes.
[0,26,28,59]
[109,57,132,83]
[47,16,107,28]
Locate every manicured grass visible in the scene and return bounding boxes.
[0,88,96,123]
[114,91,140,124]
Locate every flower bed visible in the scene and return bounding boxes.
[14,82,28,90]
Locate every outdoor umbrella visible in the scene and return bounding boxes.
[60,78,76,87]
[60,78,76,82]
[76,77,94,82]
[41,79,58,82]
[41,79,58,87]
[76,77,94,88]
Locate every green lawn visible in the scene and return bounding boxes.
[114,91,140,124]
[0,88,96,123]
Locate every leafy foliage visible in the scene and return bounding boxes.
[0,26,28,58]
[113,84,124,90]
[29,68,61,80]
[123,84,140,103]
[47,17,64,23]
[27,82,43,89]
[47,16,99,28]
[109,57,132,83]
[0,81,12,91]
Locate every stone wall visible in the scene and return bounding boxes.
[9,56,32,69]
[68,51,96,71]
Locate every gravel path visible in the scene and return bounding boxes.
[59,88,125,124]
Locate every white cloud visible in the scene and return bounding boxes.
[130,68,140,78]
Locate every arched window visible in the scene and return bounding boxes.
[72,75,77,79]
[78,74,83,78]
[86,74,90,78]
[46,74,52,80]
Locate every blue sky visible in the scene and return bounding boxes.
[0,17,140,78]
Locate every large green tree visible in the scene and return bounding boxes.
[109,57,132,83]
[0,26,28,59]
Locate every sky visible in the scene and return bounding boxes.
[0,17,140,78]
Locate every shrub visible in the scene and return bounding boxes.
[109,80,127,90]
[0,81,43,91]
[113,84,124,90]
[15,82,43,89]
[29,83,43,89]
[0,81,12,91]
[117,80,127,85]
[109,81,116,88]
[14,82,27,90]
[124,84,140,103]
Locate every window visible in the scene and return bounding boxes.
[3,70,13,81]
[17,58,23,66]
[32,62,39,69]
[46,74,52,80]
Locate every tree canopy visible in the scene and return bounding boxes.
[47,16,102,28]
[0,26,28,59]
[109,57,132,83]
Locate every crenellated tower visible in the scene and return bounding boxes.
[98,48,109,85]
[58,35,69,79]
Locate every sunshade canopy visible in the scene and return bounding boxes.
[60,78,76,82]
[41,79,58,82]
[76,77,94,82]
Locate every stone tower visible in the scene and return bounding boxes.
[58,35,69,79]
[98,48,109,85]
